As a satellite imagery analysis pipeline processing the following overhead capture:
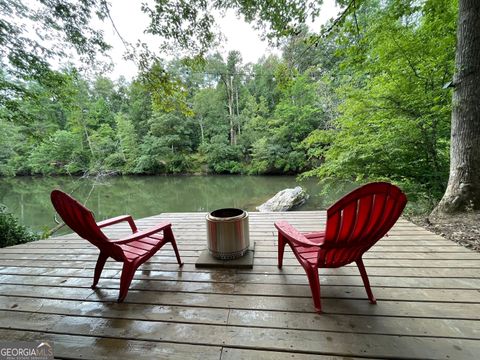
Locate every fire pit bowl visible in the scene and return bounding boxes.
[206,208,250,260]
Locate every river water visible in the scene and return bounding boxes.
[0,175,357,232]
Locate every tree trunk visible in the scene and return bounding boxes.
[433,0,480,214]
[235,82,241,136]
[222,75,236,146]
[83,122,95,157]
[228,75,236,145]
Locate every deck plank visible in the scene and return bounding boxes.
[0,329,222,360]
[0,295,477,339]
[0,310,478,359]
[1,268,479,289]
[1,274,479,303]
[0,211,478,359]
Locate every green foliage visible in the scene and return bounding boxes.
[89,124,119,172]
[199,135,243,174]
[193,86,229,141]
[134,111,198,174]
[0,119,26,176]
[220,0,324,41]
[302,0,456,201]
[0,0,460,208]
[0,205,39,248]
[247,56,281,112]
[139,62,193,116]
[0,0,110,114]
[29,130,86,175]
[134,118,197,175]
[115,113,139,173]
[127,80,153,138]
[247,72,325,174]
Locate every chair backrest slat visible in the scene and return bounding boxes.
[336,201,358,245]
[51,190,124,259]
[320,182,407,267]
[362,193,388,241]
[349,194,374,242]
[325,211,341,244]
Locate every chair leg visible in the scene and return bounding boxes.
[277,233,286,269]
[165,226,183,267]
[356,258,377,304]
[91,252,108,289]
[304,264,322,313]
[118,263,136,302]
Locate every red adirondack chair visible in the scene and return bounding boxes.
[275,182,407,313]
[51,189,183,302]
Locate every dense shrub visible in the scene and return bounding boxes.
[0,205,39,248]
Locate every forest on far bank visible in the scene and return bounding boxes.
[0,0,457,210]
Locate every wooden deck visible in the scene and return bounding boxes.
[0,211,479,359]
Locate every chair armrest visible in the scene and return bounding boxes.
[274,221,320,247]
[110,222,171,244]
[97,215,138,233]
[304,231,327,246]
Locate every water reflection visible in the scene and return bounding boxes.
[0,175,357,231]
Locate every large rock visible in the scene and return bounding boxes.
[256,186,309,212]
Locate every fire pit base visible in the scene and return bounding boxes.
[195,242,255,269]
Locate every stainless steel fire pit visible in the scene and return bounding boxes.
[206,208,250,260]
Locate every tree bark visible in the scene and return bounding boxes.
[221,74,236,145]
[235,81,241,136]
[83,121,95,157]
[433,0,480,214]
[228,75,236,145]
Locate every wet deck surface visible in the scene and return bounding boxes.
[0,211,479,359]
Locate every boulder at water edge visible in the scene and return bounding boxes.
[256,186,309,212]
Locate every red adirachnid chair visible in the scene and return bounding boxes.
[51,189,183,302]
[275,182,407,313]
